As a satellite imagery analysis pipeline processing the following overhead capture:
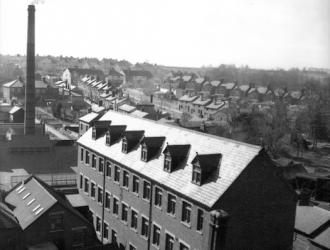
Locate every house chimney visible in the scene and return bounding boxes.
[24,4,36,135]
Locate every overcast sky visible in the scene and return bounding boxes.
[0,0,329,69]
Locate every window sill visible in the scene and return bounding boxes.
[121,220,128,226]
[167,212,176,218]
[141,235,148,241]
[152,243,160,249]
[132,192,139,197]
[155,205,162,211]
[181,221,191,229]
[130,227,138,233]
[142,198,150,203]
[122,186,129,191]
[197,230,203,235]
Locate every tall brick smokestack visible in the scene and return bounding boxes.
[24,5,36,135]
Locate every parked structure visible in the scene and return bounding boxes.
[76,110,296,250]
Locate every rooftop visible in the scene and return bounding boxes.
[179,94,198,102]
[3,79,24,88]
[9,106,23,114]
[118,104,136,113]
[221,82,236,90]
[311,226,330,249]
[192,97,212,106]
[210,80,221,87]
[79,112,100,123]
[79,110,262,208]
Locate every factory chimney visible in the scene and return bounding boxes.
[24,5,36,135]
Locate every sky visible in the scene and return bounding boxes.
[0,0,329,69]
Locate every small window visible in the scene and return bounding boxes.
[111,229,117,243]
[105,192,110,209]
[95,216,101,233]
[132,175,139,194]
[141,217,149,238]
[192,166,201,185]
[123,170,129,188]
[113,197,119,215]
[85,151,90,165]
[154,187,162,207]
[106,161,111,178]
[97,186,103,204]
[197,209,204,231]
[79,174,83,189]
[106,131,110,145]
[122,138,128,153]
[114,165,120,183]
[181,201,191,224]
[121,203,128,222]
[84,178,89,193]
[91,182,96,198]
[167,193,176,215]
[131,210,138,230]
[103,223,109,239]
[92,154,96,169]
[80,148,84,161]
[98,158,104,173]
[92,127,96,140]
[165,233,175,250]
[179,242,189,250]
[164,155,172,172]
[141,145,148,161]
[152,224,161,246]
[129,244,136,250]
[143,181,151,201]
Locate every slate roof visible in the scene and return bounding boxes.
[79,110,262,208]
[3,79,24,88]
[257,86,269,94]
[79,112,100,123]
[179,95,198,102]
[192,97,212,106]
[295,206,330,235]
[311,226,330,249]
[191,154,222,173]
[142,136,166,148]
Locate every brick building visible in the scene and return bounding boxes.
[75,110,296,250]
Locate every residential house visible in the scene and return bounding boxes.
[217,82,236,97]
[178,94,198,114]
[209,80,222,94]
[62,67,105,87]
[78,112,101,137]
[201,80,213,93]
[285,91,305,105]
[257,86,273,102]
[191,94,212,118]
[247,87,259,102]
[2,77,25,103]
[4,176,100,249]
[231,84,250,100]
[118,104,137,115]
[75,110,296,250]
[274,88,287,100]
[9,106,24,123]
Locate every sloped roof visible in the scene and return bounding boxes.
[210,80,221,87]
[65,194,88,208]
[191,154,222,173]
[5,176,57,229]
[79,112,100,123]
[195,77,205,84]
[0,202,19,229]
[311,226,330,249]
[239,85,250,92]
[119,104,136,113]
[221,82,236,90]
[35,80,48,88]
[131,110,148,118]
[67,67,104,76]
[192,97,212,106]
[206,101,225,110]
[295,206,330,235]
[179,95,198,102]
[257,86,269,94]
[78,110,262,208]
[3,79,24,88]
[9,106,23,114]
[182,75,192,82]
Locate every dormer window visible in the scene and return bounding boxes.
[192,164,202,185]
[122,138,128,153]
[164,154,172,172]
[105,131,110,146]
[141,145,148,162]
[92,127,96,140]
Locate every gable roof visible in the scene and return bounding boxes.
[221,82,236,90]
[9,106,23,114]
[192,97,212,106]
[179,94,198,102]
[79,112,100,123]
[78,110,261,208]
[295,206,330,236]
[3,79,24,88]
[210,80,221,87]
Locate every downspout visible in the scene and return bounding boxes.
[147,180,154,250]
[209,209,229,250]
[101,156,106,247]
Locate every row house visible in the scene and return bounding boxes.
[178,94,198,113]
[216,82,237,97]
[78,112,102,137]
[76,110,296,250]
[186,77,206,92]
[190,95,212,118]
[204,99,230,123]
[62,67,105,88]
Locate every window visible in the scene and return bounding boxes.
[121,203,128,222]
[92,127,96,139]
[97,186,103,204]
[85,151,90,164]
[92,154,96,169]
[179,242,189,250]
[84,178,89,193]
[98,158,104,173]
[167,193,176,215]
[122,138,128,153]
[80,148,84,161]
[131,210,138,230]
[114,165,120,183]
[141,146,147,161]
[165,233,174,250]
[143,181,151,201]
[91,182,96,198]
[192,166,201,185]
[154,187,162,207]
[106,161,111,178]
[132,175,139,194]
[182,201,191,224]
[123,170,129,188]
[141,217,149,238]
[106,131,110,145]
[103,223,109,239]
[152,224,160,246]
[111,230,117,243]
[164,155,172,172]
[113,197,119,215]
[49,212,64,231]
[197,209,204,231]
[79,174,83,189]
[96,216,101,233]
[80,123,83,131]
[129,244,136,250]
[105,192,110,209]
